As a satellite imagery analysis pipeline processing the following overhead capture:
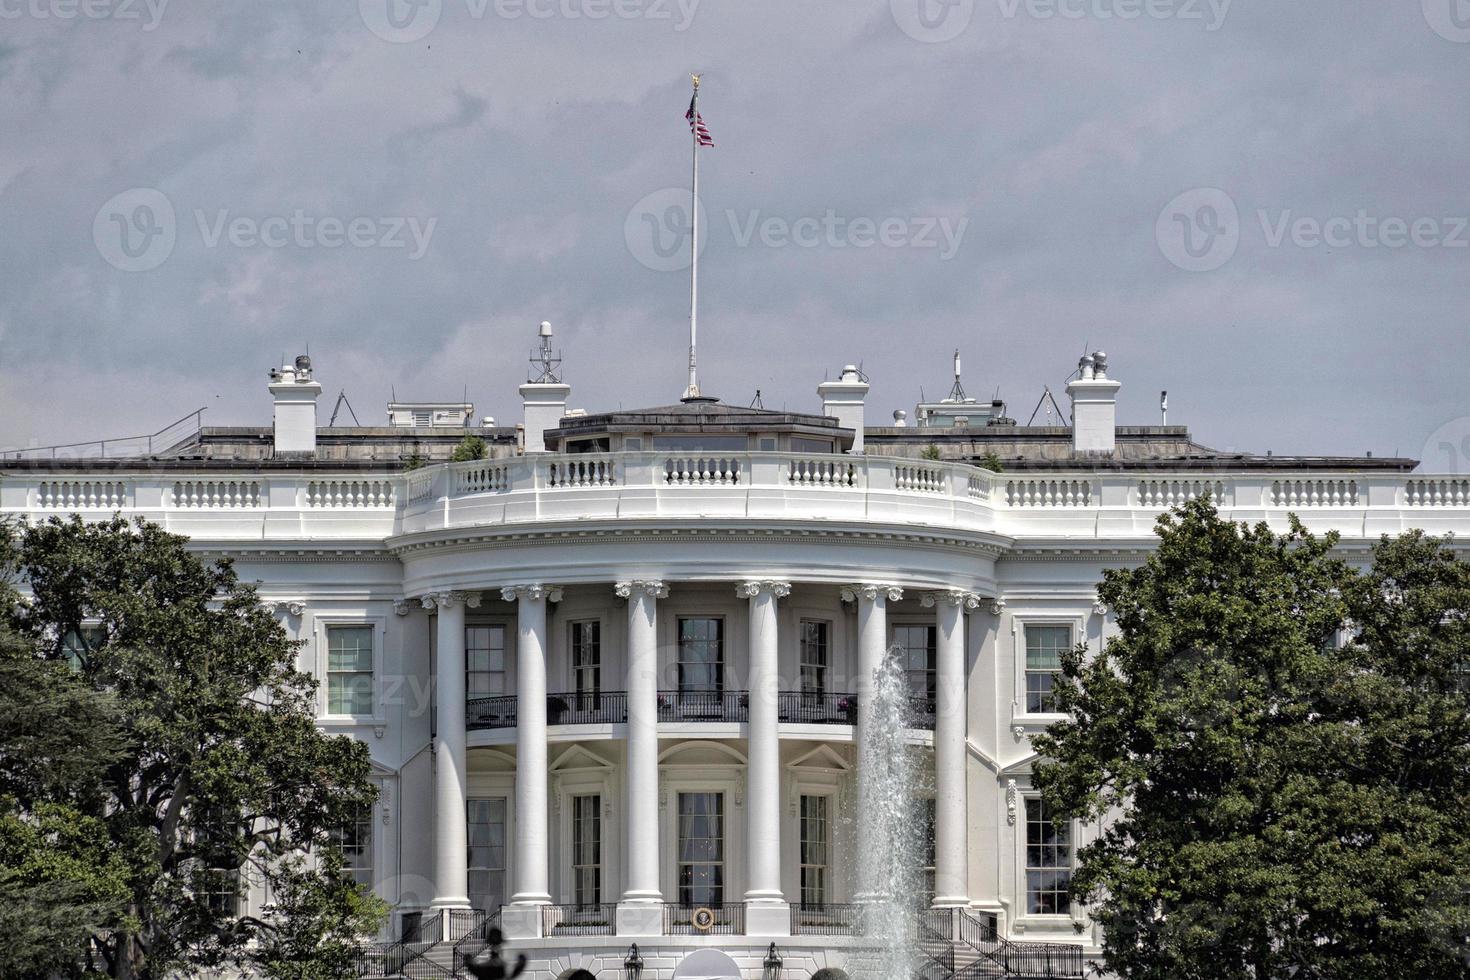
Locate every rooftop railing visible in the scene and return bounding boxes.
[4,451,1469,544]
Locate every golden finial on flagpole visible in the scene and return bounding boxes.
[691,73,701,89]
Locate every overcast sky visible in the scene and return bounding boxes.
[2,0,1468,465]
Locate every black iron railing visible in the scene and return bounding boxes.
[662,902,746,935]
[354,910,447,979]
[466,695,518,730]
[546,691,627,725]
[777,691,858,725]
[450,907,501,978]
[790,902,865,935]
[955,908,1084,979]
[657,690,748,723]
[445,907,488,942]
[541,903,616,936]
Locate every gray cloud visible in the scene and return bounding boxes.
[0,0,1465,459]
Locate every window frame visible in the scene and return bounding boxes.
[1023,623,1074,716]
[465,623,509,700]
[798,793,831,905]
[1023,796,1073,917]
[332,805,375,892]
[890,622,938,703]
[570,794,602,907]
[466,796,510,913]
[569,619,602,699]
[676,616,725,695]
[675,790,726,907]
[317,618,386,721]
[798,619,831,696]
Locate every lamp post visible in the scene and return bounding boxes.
[762,942,783,980]
[623,943,644,980]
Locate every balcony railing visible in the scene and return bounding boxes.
[541,903,616,936]
[776,690,857,725]
[791,902,866,936]
[465,690,942,730]
[657,689,747,723]
[663,902,746,936]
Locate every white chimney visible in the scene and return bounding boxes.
[520,321,569,453]
[1065,350,1121,454]
[817,364,870,454]
[268,355,322,455]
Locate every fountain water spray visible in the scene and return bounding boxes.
[854,647,932,980]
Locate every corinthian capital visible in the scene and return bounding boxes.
[735,580,792,599]
[421,590,482,610]
[840,584,904,604]
[500,584,564,604]
[614,580,670,600]
[920,589,982,610]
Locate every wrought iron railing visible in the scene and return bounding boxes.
[662,902,746,935]
[955,908,1084,979]
[354,910,447,979]
[546,691,627,725]
[465,695,518,730]
[790,902,865,935]
[450,907,501,978]
[541,903,616,936]
[777,691,858,725]
[657,690,748,723]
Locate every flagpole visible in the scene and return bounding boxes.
[684,73,702,401]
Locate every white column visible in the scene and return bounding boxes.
[843,583,901,902]
[739,580,791,928]
[616,580,667,937]
[924,589,979,908]
[503,585,559,908]
[425,590,479,911]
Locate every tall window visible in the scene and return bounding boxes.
[327,625,374,715]
[332,807,374,890]
[1025,798,1072,915]
[799,795,830,905]
[60,624,105,671]
[914,798,936,903]
[466,625,507,699]
[677,618,724,694]
[677,792,724,906]
[799,621,830,695]
[571,795,602,906]
[892,624,937,701]
[570,621,601,699]
[1026,625,1072,714]
[467,798,508,912]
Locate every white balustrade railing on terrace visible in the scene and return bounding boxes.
[3,453,1470,542]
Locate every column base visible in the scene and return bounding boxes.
[932,895,973,909]
[499,905,543,940]
[744,900,791,937]
[616,900,665,937]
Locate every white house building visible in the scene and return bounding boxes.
[3,338,1467,980]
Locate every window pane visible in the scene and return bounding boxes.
[1026,625,1071,713]
[892,625,936,700]
[677,619,723,694]
[467,798,507,911]
[572,795,601,906]
[466,625,507,699]
[800,795,830,905]
[1025,798,1072,915]
[800,621,829,694]
[677,792,724,906]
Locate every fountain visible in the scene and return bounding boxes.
[852,647,932,980]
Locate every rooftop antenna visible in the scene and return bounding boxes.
[1161,390,1168,426]
[328,390,361,427]
[946,349,967,402]
[530,321,562,383]
[1025,386,1069,426]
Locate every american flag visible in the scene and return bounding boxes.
[686,92,714,147]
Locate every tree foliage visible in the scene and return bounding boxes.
[0,516,384,979]
[450,434,488,462]
[1034,497,1470,980]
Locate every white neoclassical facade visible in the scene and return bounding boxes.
[4,346,1467,979]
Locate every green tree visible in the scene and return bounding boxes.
[4,516,384,979]
[1034,497,1470,980]
[253,851,388,980]
[978,451,1004,473]
[450,434,487,462]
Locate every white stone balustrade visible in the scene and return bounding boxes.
[3,453,1469,543]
